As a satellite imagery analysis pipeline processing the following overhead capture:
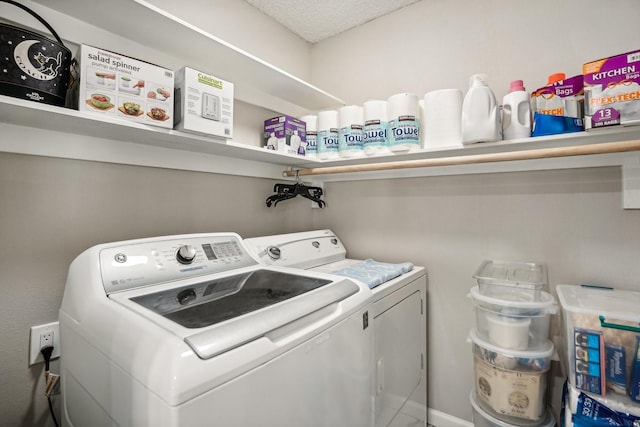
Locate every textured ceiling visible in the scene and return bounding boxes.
[243,0,421,43]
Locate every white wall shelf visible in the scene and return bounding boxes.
[0,95,311,179]
[2,1,640,208]
[310,127,640,169]
[21,0,345,116]
[3,94,640,191]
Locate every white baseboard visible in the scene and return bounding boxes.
[399,400,427,422]
[428,408,473,427]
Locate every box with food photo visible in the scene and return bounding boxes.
[77,44,174,129]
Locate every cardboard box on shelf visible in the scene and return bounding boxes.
[174,67,234,139]
[263,115,306,155]
[77,44,174,129]
[584,50,640,130]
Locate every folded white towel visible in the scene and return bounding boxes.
[330,259,414,289]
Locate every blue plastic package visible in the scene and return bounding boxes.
[572,390,640,427]
[531,113,584,137]
[630,336,640,402]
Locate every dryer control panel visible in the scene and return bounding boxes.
[245,230,346,269]
[99,234,258,294]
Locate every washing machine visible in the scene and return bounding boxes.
[59,232,375,427]
[245,230,428,427]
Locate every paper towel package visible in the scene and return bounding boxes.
[299,114,318,158]
[174,67,234,138]
[583,50,640,130]
[362,100,390,155]
[338,105,364,157]
[264,115,307,155]
[387,93,420,151]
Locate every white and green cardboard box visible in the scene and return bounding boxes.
[174,67,234,139]
[78,44,174,129]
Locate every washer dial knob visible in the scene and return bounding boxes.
[176,245,197,264]
[266,246,281,260]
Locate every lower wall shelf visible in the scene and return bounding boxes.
[2,94,640,207]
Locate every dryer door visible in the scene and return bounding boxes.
[374,287,424,427]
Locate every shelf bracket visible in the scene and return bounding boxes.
[622,153,640,209]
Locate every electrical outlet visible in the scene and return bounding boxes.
[29,321,60,366]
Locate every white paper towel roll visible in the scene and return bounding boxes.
[363,100,387,121]
[387,92,419,118]
[419,99,425,147]
[363,100,390,156]
[423,89,463,149]
[317,110,339,160]
[299,114,318,158]
[387,93,420,152]
[299,114,317,132]
[338,105,364,158]
[317,110,338,130]
[338,105,363,127]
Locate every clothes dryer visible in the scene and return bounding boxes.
[245,229,428,427]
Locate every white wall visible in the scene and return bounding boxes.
[310,0,640,105]
[309,0,640,422]
[0,153,316,427]
[312,168,640,422]
[2,0,640,426]
[146,0,312,81]
[0,2,313,426]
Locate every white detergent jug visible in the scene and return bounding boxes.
[502,80,531,140]
[461,74,501,144]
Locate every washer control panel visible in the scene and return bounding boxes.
[100,234,257,294]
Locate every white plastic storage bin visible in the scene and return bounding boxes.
[470,286,556,350]
[470,391,555,427]
[469,329,555,423]
[556,284,640,403]
[473,260,547,302]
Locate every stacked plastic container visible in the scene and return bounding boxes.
[468,260,557,427]
[556,285,640,427]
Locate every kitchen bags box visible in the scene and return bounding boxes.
[584,49,640,130]
[263,116,306,155]
[530,75,584,136]
[174,67,234,138]
[76,45,174,128]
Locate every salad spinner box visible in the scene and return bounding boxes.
[76,44,174,129]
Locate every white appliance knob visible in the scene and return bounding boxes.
[176,245,197,264]
[267,246,281,260]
